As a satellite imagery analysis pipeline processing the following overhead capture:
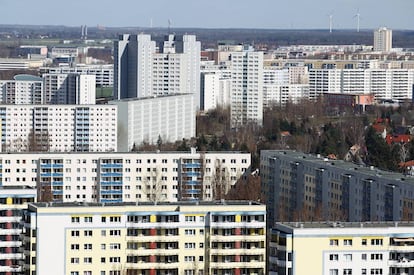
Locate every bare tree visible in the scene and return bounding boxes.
[211,159,230,200]
[141,167,166,203]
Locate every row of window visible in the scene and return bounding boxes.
[329,238,383,246]
[329,253,383,261]
[329,268,382,275]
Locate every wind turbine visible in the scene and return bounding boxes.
[353,10,361,32]
[328,13,333,33]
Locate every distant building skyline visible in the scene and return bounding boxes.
[0,0,413,30]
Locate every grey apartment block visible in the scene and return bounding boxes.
[261,150,414,226]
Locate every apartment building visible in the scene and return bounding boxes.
[40,64,114,87]
[230,50,263,127]
[43,73,96,104]
[0,105,117,152]
[114,34,201,107]
[0,75,43,104]
[261,150,414,226]
[0,186,36,274]
[109,94,196,151]
[0,149,250,203]
[374,27,393,52]
[308,68,414,102]
[270,221,414,275]
[21,201,266,275]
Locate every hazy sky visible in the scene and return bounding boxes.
[1,0,413,30]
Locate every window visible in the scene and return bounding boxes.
[109,230,121,236]
[101,230,106,236]
[362,239,367,245]
[185,229,196,235]
[71,244,80,250]
[343,269,352,275]
[370,269,382,275]
[71,217,80,223]
[109,257,121,263]
[71,257,79,264]
[370,253,383,260]
[84,216,93,223]
[84,230,92,237]
[84,244,92,250]
[371,239,383,246]
[101,257,106,263]
[329,239,339,246]
[362,254,367,260]
[101,244,106,250]
[344,239,352,246]
[101,217,106,223]
[329,270,338,275]
[185,216,196,222]
[84,257,92,264]
[185,243,196,249]
[344,254,352,261]
[362,269,367,275]
[184,256,195,262]
[109,216,121,223]
[71,230,80,237]
[110,243,121,250]
[329,254,338,261]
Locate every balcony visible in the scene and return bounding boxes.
[126,234,180,242]
[0,265,22,273]
[209,261,265,269]
[389,258,414,268]
[0,216,21,223]
[210,247,265,256]
[0,229,21,235]
[124,261,179,270]
[210,235,265,242]
[182,163,201,168]
[389,245,414,253]
[101,163,123,168]
[0,241,22,247]
[211,221,266,229]
[0,253,23,260]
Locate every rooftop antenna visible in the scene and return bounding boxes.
[353,9,361,32]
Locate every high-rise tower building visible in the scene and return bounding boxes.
[374,27,393,52]
[230,49,263,127]
[114,34,201,107]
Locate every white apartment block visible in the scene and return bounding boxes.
[201,72,220,111]
[0,105,117,152]
[230,51,263,127]
[114,34,201,107]
[271,222,414,275]
[0,149,250,203]
[0,75,43,104]
[109,94,196,151]
[374,27,393,52]
[40,64,114,87]
[309,68,414,102]
[43,73,96,104]
[21,201,266,275]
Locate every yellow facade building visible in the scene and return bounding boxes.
[270,222,414,275]
[21,201,266,275]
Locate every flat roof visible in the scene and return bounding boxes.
[276,221,414,229]
[263,150,414,183]
[30,200,263,208]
